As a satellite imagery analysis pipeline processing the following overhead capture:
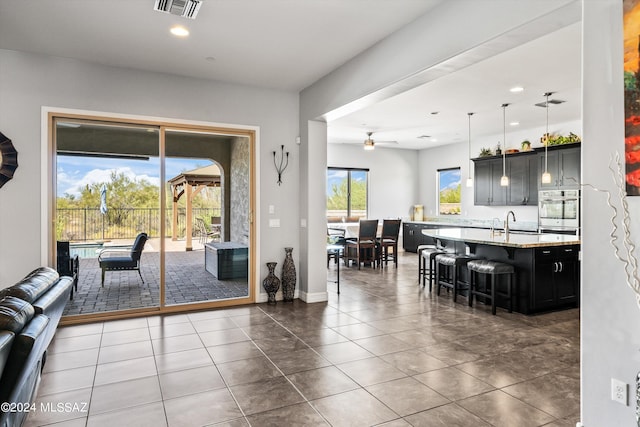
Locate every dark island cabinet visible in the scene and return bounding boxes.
[532,245,580,311]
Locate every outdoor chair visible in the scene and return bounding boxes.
[98,232,148,286]
[197,217,220,244]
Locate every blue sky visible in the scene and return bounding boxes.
[57,156,213,197]
[439,169,461,192]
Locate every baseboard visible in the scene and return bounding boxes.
[256,290,327,303]
[298,290,328,303]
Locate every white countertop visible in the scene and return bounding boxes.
[421,227,580,248]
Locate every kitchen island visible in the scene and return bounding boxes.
[422,228,580,314]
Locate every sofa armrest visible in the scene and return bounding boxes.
[32,276,73,350]
[0,332,14,377]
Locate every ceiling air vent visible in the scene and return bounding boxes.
[534,99,565,107]
[154,0,202,19]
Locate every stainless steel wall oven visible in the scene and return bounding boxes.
[538,189,580,233]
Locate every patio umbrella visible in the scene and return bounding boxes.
[100,184,108,215]
[100,184,107,240]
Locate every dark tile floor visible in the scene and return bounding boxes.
[27,252,579,426]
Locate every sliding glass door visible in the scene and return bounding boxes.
[52,116,254,321]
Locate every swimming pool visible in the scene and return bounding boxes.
[70,243,134,258]
[69,243,103,258]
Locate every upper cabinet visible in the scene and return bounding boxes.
[472,144,580,206]
[507,154,539,206]
[473,158,506,206]
[537,145,581,189]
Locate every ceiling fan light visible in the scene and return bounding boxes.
[364,140,375,150]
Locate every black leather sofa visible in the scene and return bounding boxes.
[0,267,73,427]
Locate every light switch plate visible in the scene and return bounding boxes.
[269,205,275,214]
[269,219,280,228]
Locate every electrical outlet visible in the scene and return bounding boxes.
[611,378,628,405]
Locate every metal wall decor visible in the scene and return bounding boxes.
[0,132,18,188]
[272,145,289,185]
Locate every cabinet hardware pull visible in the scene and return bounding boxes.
[553,262,558,273]
[559,262,563,272]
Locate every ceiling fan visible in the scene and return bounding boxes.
[362,132,398,150]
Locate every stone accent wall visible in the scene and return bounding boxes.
[230,137,250,245]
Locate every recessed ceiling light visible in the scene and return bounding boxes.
[510,121,520,126]
[510,86,524,93]
[430,111,439,115]
[205,56,216,62]
[170,25,189,37]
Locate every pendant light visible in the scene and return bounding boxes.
[500,103,509,187]
[466,112,474,187]
[541,92,553,184]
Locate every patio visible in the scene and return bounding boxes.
[62,238,249,316]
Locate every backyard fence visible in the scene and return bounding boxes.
[56,208,221,241]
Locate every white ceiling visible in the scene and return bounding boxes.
[0,0,441,91]
[0,1,581,150]
[328,22,582,150]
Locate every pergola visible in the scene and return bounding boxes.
[168,164,221,251]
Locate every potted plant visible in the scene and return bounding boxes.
[521,140,532,151]
[479,147,493,157]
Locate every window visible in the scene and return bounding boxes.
[327,168,368,221]
[438,167,461,215]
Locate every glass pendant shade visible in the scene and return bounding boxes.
[541,171,552,184]
[500,175,509,186]
[466,177,473,187]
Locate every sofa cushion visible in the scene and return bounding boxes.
[0,296,35,334]
[0,267,60,304]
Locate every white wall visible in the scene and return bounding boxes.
[327,144,419,220]
[0,49,299,301]
[582,1,640,424]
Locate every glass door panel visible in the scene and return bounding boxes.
[55,119,161,316]
[163,129,251,306]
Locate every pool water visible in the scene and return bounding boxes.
[70,244,103,259]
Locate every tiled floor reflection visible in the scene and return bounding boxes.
[27,252,579,426]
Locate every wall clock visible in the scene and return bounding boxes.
[0,132,18,188]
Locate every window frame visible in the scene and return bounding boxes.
[437,167,462,216]
[326,167,369,220]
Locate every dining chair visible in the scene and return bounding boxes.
[378,219,401,268]
[345,219,379,269]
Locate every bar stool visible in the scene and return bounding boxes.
[422,246,453,291]
[467,259,515,315]
[417,244,435,283]
[435,253,477,302]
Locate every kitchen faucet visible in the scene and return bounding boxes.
[504,210,516,236]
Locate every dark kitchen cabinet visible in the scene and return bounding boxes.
[538,145,581,189]
[473,153,538,207]
[532,245,580,311]
[473,158,506,206]
[402,223,449,252]
[507,154,538,206]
